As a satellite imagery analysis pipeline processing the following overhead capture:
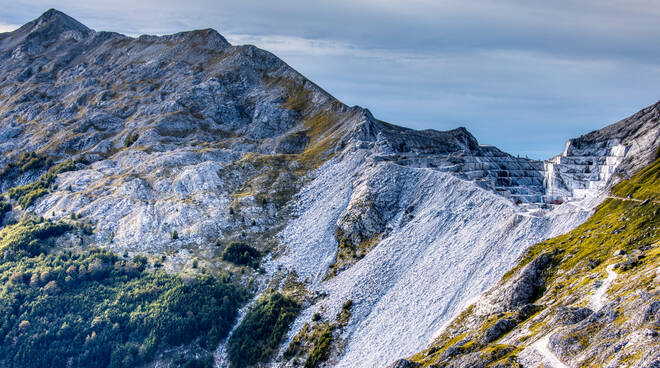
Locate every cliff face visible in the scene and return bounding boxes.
[0,9,657,368]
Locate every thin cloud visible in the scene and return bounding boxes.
[225,34,358,57]
[0,22,19,33]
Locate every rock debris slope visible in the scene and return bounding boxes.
[272,107,657,368]
[403,158,659,368]
[0,9,657,368]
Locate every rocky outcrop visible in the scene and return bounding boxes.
[554,306,593,326]
[481,318,518,343]
[386,359,420,368]
[480,252,553,313]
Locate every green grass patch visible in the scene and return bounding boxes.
[611,158,660,201]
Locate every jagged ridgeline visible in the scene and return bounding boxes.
[399,158,659,367]
[1,8,659,368]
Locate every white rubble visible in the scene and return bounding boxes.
[271,144,594,368]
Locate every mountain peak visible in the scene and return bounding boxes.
[39,8,71,20]
[31,8,91,33]
[4,9,90,40]
[0,9,92,51]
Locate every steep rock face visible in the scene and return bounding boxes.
[484,252,554,312]
[0,10,658,368]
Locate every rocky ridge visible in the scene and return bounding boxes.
[0,9,658,368]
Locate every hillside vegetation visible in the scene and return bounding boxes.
[0,219,247,368]
[227,292,301,368]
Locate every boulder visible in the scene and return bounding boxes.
[386,359,420,368]
[491,252,553,310]
[556,306,593,325]
[481,317,518,343]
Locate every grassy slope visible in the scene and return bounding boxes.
[410,158,660,367]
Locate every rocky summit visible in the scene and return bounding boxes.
[0,9,658,368]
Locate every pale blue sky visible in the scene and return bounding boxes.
[2,1,659,158]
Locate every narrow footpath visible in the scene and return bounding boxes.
[521,264,618,367]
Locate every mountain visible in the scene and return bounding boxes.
[0,9,657,368]
[397,158,659,368]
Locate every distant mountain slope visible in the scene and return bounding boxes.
[0,9,657,368]
[399,158,659,367]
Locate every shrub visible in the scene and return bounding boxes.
[221,242,260,268]
[305,323,334,368]
[16,152,51,172]
[227,292,301,368]
[0,201,11,217]
[0,219,73,260]
[20,154,51,172]
[131,255,148,271]
[17,187,47,208]
[170,230,179,240]
[284,321,336,368]
[124,132,140,147]
[337,299,353,327]
[7,159,77,208]
[0,152,53,181]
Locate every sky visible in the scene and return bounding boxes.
[2,1,659,159]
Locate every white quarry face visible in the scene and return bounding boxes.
[544,141,627,201]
